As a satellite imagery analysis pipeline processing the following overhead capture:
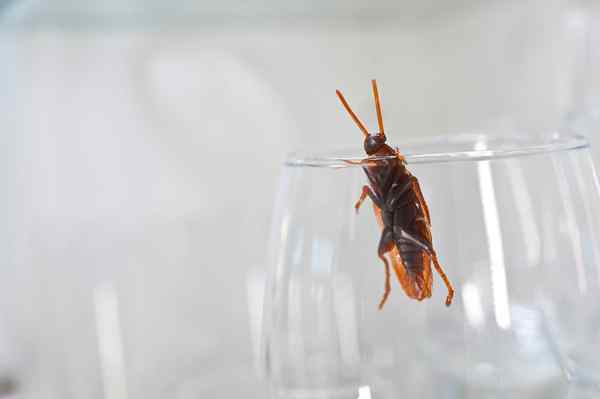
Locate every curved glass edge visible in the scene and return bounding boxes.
[285,133,590,168]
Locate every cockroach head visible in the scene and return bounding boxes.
[364,133,386,155]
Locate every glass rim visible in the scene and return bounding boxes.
[285,132,590,168]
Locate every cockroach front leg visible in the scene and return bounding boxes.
[343,158,380,167]
[397,229,454,306]
[394,147,406,164]
[377,227,396,310]
[354,185,381,213]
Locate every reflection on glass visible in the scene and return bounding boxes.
[94,283,128,399]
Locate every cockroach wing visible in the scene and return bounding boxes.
[372,203,433,301]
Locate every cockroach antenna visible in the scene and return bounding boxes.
[335,89,369,138]
[371,79,385,138]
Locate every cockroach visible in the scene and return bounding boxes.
[336,80,454,309]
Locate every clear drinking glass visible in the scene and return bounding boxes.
[261,133,600,399]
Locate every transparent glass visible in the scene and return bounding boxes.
[262,133,600,399]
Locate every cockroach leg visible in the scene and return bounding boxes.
[377,253,392,310]
[342,158,380,167]
[432,255,454,306]
[354,186,369,213]
[394,147,406,164]
[412,178,431,225]
[355,185,380,213]
[377,228,396,309]
[343,159,362,165]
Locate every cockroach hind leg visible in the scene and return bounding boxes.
[377,228,395,310]
[432,254,454,306]
[377,251,392,310]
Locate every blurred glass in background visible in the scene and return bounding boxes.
[0,0,598,397]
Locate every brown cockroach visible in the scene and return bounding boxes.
[336,80,454,309]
